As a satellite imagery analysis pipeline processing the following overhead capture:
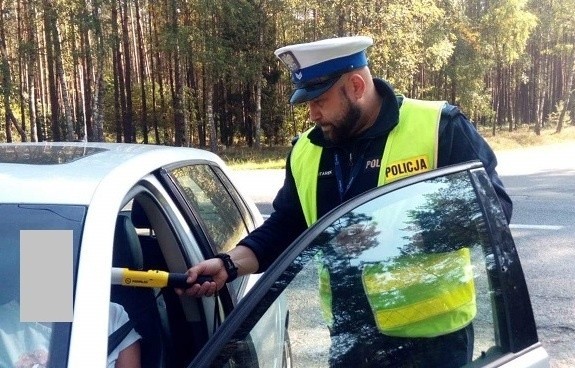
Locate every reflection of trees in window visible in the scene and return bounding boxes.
[323,211,380,258]
[402,174,483,255]
[0,145,104,164]
[170,165,247,252]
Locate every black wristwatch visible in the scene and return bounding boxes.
[214,253,238,283]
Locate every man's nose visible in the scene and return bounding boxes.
[308,103,321,122]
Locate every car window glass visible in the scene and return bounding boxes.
[169,165,249,254]
[211,166,256,231]
[0,204,85,368]
[207,171,511,367]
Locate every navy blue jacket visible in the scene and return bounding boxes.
[239,79,512,272]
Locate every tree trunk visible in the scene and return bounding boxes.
[43,0,61,141]
[171,0,186,147]
[0,0,13,142]
[556,44,575,134]
[17,0,27,140]
[25,0,38,142]
[112,0,130,143]
[149,7,159,144]
[51,13,74,141]
[111,1,123,142]
[135,0,148,143]
[152,10,166,145]
[80,0,92,141]
[531,38,541,135]
[156,51,166,145]
[207,82,217,153]
[186,39,198,147]
[253,25,264,149]
[121,0,134,142]
[89,0,105,142]
[198,66,206,148]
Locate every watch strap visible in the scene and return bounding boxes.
[214,253,238,283]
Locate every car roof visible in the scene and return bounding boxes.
[0,142,224,205]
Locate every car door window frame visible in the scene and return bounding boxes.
[468,169,539,351]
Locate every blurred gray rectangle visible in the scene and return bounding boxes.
[20,230,73,322]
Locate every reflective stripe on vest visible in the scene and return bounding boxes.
[317,254,333,326]
[362,248,476,337]
[291,98,476,337]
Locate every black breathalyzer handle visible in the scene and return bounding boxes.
[167,273,214,289]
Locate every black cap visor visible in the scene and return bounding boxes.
[289,76,340,105]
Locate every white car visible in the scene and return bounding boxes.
[0,143,548,368]
[0,142,290,368]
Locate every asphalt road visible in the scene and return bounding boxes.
[230,141,575,367]
[497,143,575,368]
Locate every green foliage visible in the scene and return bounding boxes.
[290,104,315,137]
[481,0,538,64]
[0,0,573,145]
[426,37,456,72]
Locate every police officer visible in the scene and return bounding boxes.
[178,36,512,367]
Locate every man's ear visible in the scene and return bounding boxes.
[348,73,366,100]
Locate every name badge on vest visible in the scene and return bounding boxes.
[385,155,430,181]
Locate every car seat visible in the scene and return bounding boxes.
[130,200,166,270]
[110,214,166,368]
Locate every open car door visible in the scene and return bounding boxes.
[189,161,549,368]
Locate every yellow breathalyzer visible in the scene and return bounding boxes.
[111,267,212,289]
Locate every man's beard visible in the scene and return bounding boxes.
[321,88,361,144]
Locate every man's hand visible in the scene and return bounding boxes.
[176,258,226,297]
[175,245,259,298]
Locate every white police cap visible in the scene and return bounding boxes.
[274,36,373,104]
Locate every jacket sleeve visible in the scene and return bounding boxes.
[236,150,309,273]
[438,104,513,223]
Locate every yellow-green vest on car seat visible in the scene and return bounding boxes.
[291,97,477,338]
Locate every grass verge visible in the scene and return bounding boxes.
[481,125,575,152]
[219,146,291,170]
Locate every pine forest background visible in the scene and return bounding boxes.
[0,0,574,150]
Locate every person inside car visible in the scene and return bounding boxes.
[0,300,141,368]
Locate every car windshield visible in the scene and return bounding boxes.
[0,204,85,368]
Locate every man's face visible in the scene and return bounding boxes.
[308,82,361,144]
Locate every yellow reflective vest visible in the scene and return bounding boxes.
[291,97,476,338]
